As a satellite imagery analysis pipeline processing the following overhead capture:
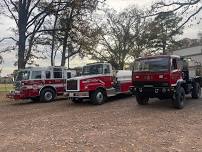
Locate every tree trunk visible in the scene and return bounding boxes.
[18,2,28,69]
[51,0,61,66]
[61,32,68,66]
[162,42,166,55]
[18,30,26,69]
[51,21,57,66]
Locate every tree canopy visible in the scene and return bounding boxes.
[151,0,202,30]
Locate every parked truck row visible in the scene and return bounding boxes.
[7,55,202,109]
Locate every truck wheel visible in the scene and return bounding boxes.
[192,82,201,99]
[91,89,107,105]
[40,88,56,102]
[136,94,149,105]
[173,87,185,109]
[72,98,83,103]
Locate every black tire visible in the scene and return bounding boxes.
[71,98,83,103]
[136,94,149,105]
[173,87,185,109]
[192,82,201,99]
[40,88,56,102]
[90,89,107,105]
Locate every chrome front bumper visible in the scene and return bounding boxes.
[64,92,89,98]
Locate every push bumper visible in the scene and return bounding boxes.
[134,87,174,98]
[64,91,89,98]
[6,91,25,100]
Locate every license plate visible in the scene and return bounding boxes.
[144,85,153,87]
[69,93,74,97]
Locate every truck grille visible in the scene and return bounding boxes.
[134,81,169,87]
[67,80,78,90]
[14,81,21,91]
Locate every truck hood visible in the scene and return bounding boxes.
[68,74,108,81]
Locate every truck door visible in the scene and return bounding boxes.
[53,67,65,93]
[103,64,113,88]
[170,58,182,86]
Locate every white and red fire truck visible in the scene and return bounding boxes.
[7,66,76,102]
[66,62,133,104]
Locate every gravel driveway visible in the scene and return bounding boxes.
[0,95,202,152]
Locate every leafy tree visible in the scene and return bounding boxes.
[151,0,202,30]
[88,7,147,70]
[58,0,104,67]
[39,0,105,68]
[145,12,183,54]
[0,0,65,69]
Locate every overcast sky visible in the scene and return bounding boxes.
[0,0,202,76]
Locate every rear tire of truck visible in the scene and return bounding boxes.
[192,82,201,99]
[40,88,56,102]
[136,94,149,105]
[173,87,185,109]
[72,98,83,103]
[90,89,107,105]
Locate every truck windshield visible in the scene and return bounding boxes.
[15,71,30,81]
[134,58,169,72]
[82,64,103,75]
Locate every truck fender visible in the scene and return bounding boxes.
[39,86,56,95]
[90,87,107,97]
[176,79,185,88]
[96,87,106,92]
[175,79,186,92]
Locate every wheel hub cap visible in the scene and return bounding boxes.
[96,92,103,103]
[45,92,53,101]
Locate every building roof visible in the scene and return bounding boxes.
[173,46,202,57]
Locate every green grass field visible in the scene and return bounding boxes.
[0,84,13,92]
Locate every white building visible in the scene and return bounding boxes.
[172,46,202,77]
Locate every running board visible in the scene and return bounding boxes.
[106,88,116,97]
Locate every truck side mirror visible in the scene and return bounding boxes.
[172,59,177,70]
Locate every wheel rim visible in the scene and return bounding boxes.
[96,92,104,103]
[198,87,201,97]
[180,92,185,105]
[44,91,53,101]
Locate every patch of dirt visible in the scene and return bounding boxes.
[0,92,11,103]
[0,96,202,151]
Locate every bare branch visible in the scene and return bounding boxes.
[0,37,18,43]
[10,0,19,11]
[2,0,18,25]
[27,0,40,18]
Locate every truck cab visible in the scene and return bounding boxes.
[132,55,202,109]
[66,62,132,105]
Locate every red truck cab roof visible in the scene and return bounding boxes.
[136,55,180,61]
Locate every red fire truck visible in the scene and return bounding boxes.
[66,62,133,105]
[7,66,76,102]
[132,55,202,109]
